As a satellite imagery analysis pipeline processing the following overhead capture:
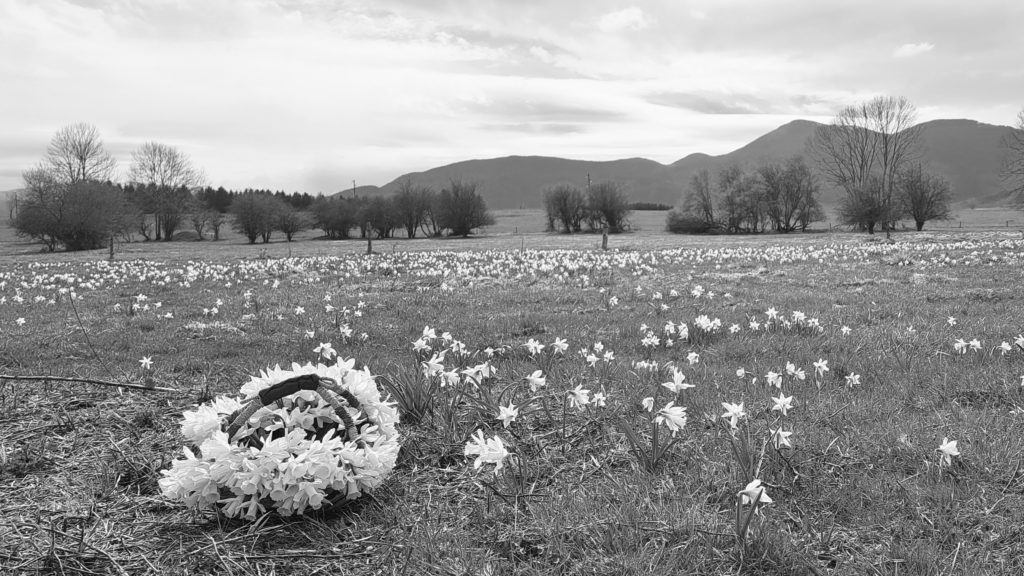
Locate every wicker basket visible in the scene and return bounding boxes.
[160,363,400,518]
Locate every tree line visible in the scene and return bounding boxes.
[667,157,825,234]
[8,123,495,251]
[232,178,494,244]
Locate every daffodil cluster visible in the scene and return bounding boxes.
[159,360,400,518]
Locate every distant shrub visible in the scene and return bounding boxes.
[666,208,717,234]
[543,184,587,233]
[358,196,398,238]
[586,181,631,233]
[230,192,282,244]
[393,178,435,238]
[310,196,359,239]
[276,207,311,241]
[435,179,494,237]
[629,202,672,211]
[14,175,135,251]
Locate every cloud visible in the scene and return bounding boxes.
[646,91,776,115]
[893,42,935,58]
[643,88,854,120]
[597,7,650,32]
[479,122,586,134]
[461,96,628,123]
[529,45,554,64]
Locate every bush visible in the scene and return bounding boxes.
[898,164,952,231]
[586,181,631,233]
[836,175,899,234]
[359,196,397,238]
[629,202,672,211]
[676,160,824,235]
[759,157,824,233]
[435,180,494,237]
[666,208,717,234]
[310,196,359,239]
[393,179,434,238]
[230,192,282,244]
[543,184,587,233]
[14,174,135,251]
[276,207,311,241]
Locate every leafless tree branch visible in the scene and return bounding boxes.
[809,95,921,232]
[1000,109,1024,206]
[44,122,117,184]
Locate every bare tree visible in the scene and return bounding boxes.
[682,169,715,228]
[310,195,358,239]
[208,211,226,240]
[543,183,587,233]
[898,164,952,231]
[393,177,433,238]
[759,157,823,233]
[836,175,891,234]
[128,142,205,240]
[810,96,921,233]
[276,206,310,241]
[716,165,748,233]
[585,181,631,233]
[186,198,212,239]
[45,122,117,184]
[231,192,281,244]
[417,187,442,237]
[1001,108,1024,207]
[129,142,204,189]
[435,179,495,237]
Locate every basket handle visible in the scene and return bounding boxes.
[223,374,368,448]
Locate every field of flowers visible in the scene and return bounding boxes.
[2,230,1024,575]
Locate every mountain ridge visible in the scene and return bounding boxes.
[365,118,1016,209]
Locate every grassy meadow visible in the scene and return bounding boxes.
[2,212,1024,575]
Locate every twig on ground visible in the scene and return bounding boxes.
[0,374,178,393]
[42,525,129,576]
[65,292,120,382]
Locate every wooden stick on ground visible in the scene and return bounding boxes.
[0,374,179,393]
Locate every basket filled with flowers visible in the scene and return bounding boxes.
[159,360,400,518]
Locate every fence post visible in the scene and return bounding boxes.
[602,227,608,250]
[365,222,372,255]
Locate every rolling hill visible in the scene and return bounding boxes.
[915,119,1013,205]
[367,156,679,209]
[369,119,1016,209]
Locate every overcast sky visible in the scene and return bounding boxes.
[2,0,1022,193]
